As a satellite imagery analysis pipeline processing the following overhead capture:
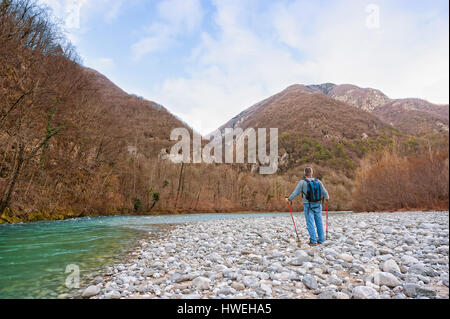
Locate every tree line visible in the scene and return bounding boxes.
[0,0,448,223]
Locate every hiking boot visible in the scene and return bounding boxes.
[309,241,318,246]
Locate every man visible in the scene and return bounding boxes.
[285,167,329,245]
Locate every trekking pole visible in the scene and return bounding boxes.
[326,200,329,240]
[286,198,301,245]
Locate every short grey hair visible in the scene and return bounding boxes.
[304,167,313,177]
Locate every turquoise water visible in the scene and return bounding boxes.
[0,211,350,299]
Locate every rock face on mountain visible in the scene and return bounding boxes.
[326,84,391,112]
[373,98,449,135]
[306,83,390,112]
[306,83,336,96]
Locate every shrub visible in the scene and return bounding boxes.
[132,197,143,212]
[352,145,449,211]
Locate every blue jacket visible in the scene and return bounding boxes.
[288,178,329,203]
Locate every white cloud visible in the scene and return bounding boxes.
[157,0,203,30]
[146,0,321,134]
[303,0,449,103]
[40,0,89,29]
[40,0,124,30]
[131,23,175,60]
[39,0,129,46]
[131,0,204,60]
[87,57,115,73]
[103,0,125,23]
[145,0,448,135]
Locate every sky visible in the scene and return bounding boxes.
[40,0,449,135]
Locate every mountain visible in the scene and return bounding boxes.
[373,98,449,135]
[306,83,449,135]
[213,80,450,183]
[214,84,396,180]
[84,68,186,140]
[217,84,387,140]
[1,55,190,218]
[82,68,189,160]
[213,82,450,177]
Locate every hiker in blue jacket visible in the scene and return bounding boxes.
[285,167,329,245]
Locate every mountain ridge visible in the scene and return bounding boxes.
[213,82,449,137]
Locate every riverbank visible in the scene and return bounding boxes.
[0,204,443,225]
[0,207,265,224]
[78,211,449,299]
[0,215,172,298]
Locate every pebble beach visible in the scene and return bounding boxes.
[79,211,449,299]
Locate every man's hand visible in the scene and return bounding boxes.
[284,197,290,203]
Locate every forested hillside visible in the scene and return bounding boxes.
[0,0,191,222]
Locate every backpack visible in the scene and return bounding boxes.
[303,179,322,203]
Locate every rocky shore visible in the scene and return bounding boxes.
[80,211,449,299]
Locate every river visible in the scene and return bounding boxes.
[0,211,350,299]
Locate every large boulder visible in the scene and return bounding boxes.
[82,285,100,298]
[373,272,402,287]
[193,276,211,290]
[352,286,379,299]
[415,286,437,298]
[408,263,426,275]
[302,274,318,290]
[339,253,354,263]
[383,259,401,274]
[403,283,418,298]
[401,255,419,266]
[104,290,121,299]
[290,254,312,266]
[403,283,436,298]
[317,290,339,299]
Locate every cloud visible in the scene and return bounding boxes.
[40,0,89,29]
[131,23,175,60]
[300,0,449,103]
[131,0,204,60]
[40,0,124,29]
[88,57,115,73]
[146,0,449,135]
[77,57,115,81]
[41,0,449,135]
[147,0,320,134]
[158,0,204,30]
[103,0,125,23]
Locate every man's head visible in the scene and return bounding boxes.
[304,167,313,178]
